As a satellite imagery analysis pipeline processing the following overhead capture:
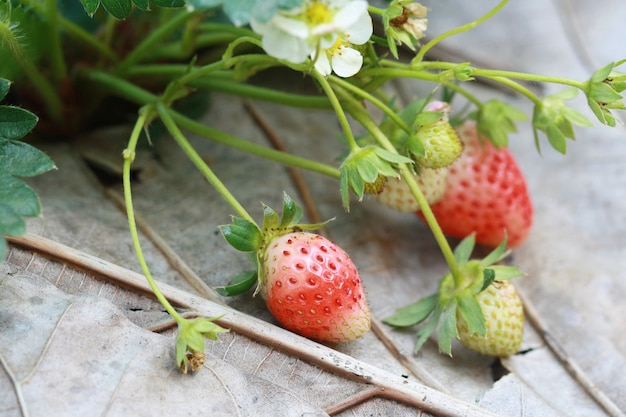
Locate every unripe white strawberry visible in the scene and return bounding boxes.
[375,168,448,212]
[456,280,524,357]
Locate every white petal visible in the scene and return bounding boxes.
[273,14,310,38]
[346,10,372,44]
[331,47,363,77]
[262,26,311,63]
[313,52,332,76]
[333,1,368,28]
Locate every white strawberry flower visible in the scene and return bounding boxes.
[250,0,372,76]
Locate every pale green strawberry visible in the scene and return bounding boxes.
[456,280,524,357]
[375,168,448,212]
[413,119,463,169]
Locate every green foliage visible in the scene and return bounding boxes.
[476,100,527,148]
[215,269,257,296]
[0,79,56,261]
[532,89,593,154]
[383,234,525,356]
[0,3,49,81]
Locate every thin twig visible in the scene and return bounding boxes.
[325,386,382,415]
[242,100,328,234]
[515,284,626,417]
[104,188,225,304]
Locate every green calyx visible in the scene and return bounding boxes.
[583,60,626,127]
[217,192,332,296]
[339,145,413,211]
[383,234,525,355]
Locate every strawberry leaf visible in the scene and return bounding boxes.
[215,270,257,296]
[0,93,55,261]
[0,79,9,101]
[383,293,438,327]
[0,106,38,140]
[220,218,262,252]
[79,0,100,15]
[437,299,459,356]
[101,0,132,19]
[262,203,280,230]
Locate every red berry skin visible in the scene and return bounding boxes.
[419,121,533,248]
[262,232,371,343]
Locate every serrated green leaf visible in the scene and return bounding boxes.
[0,204,25,236]
[437,300,459,356]
[216,270,257,296]
[152,0,185,8]
[0,79,10,101]
[0,176,41,217]
[457,293,486,336]
[79,0,100,15]
[453,234,476,264]
[219,220,262,252]
[132,0,149,10]
[383,293,438,327]
[0,139,55,176]
[101,0,132,19]
[0,106,38,140]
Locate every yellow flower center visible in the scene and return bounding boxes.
[305,1,333,26]
[327,35,349,56]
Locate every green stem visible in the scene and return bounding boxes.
[155,101,257,226]
[123,110,184,323]
[328,75,411,133]
[311,70,360,151]
[44,0,67,83]
[116,10,200,74]
[84,70,340,179]
[485,76,543,105]
[474,68,585,89]
[345,101,462,281]
[0,20,63,124]
[413,0,510,64]
[126,65,331,109]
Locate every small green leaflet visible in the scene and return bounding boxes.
[0,106,38,140]
[216,270,257,296]
[0,79,10,101]
[219,217,262,252]
[101,0,132,19]
[437,299,459,356]
[383,293,438,327]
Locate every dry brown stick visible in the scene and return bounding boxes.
[7,233,503,417]
[242,99,328,233]
[104,187,225,304]
[324,386,383,415]
[514,284,626,417]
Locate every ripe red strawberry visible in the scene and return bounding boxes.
[261,232,371,343]
[375,168,448,212]
[456,280,524,357]
[418,121,533,248]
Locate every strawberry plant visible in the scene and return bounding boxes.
[0,0,624,369]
